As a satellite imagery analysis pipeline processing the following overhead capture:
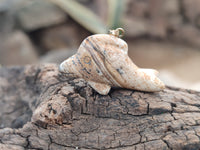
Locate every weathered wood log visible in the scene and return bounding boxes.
[0,64,200,150]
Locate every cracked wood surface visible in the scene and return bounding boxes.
[0,64,200,150]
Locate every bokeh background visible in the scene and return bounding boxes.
[0,0,200,91]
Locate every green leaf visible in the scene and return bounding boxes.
[107,0,125,29]
[50,0,107,34]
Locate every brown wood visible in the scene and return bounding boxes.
[0,64,200,150]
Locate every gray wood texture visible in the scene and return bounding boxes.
[0,64,200,150]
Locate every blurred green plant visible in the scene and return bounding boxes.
[50,0,125,34]
[107,0,124,30]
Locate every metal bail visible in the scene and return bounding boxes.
[109,28,125,38]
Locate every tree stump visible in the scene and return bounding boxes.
[0,64,200,150]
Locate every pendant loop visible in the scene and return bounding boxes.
[109,28,124,38]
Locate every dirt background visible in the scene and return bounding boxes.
[0,0,200,90]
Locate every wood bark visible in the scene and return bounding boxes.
[0,64,200,150]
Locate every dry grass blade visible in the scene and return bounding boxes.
[50,0,107,34]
